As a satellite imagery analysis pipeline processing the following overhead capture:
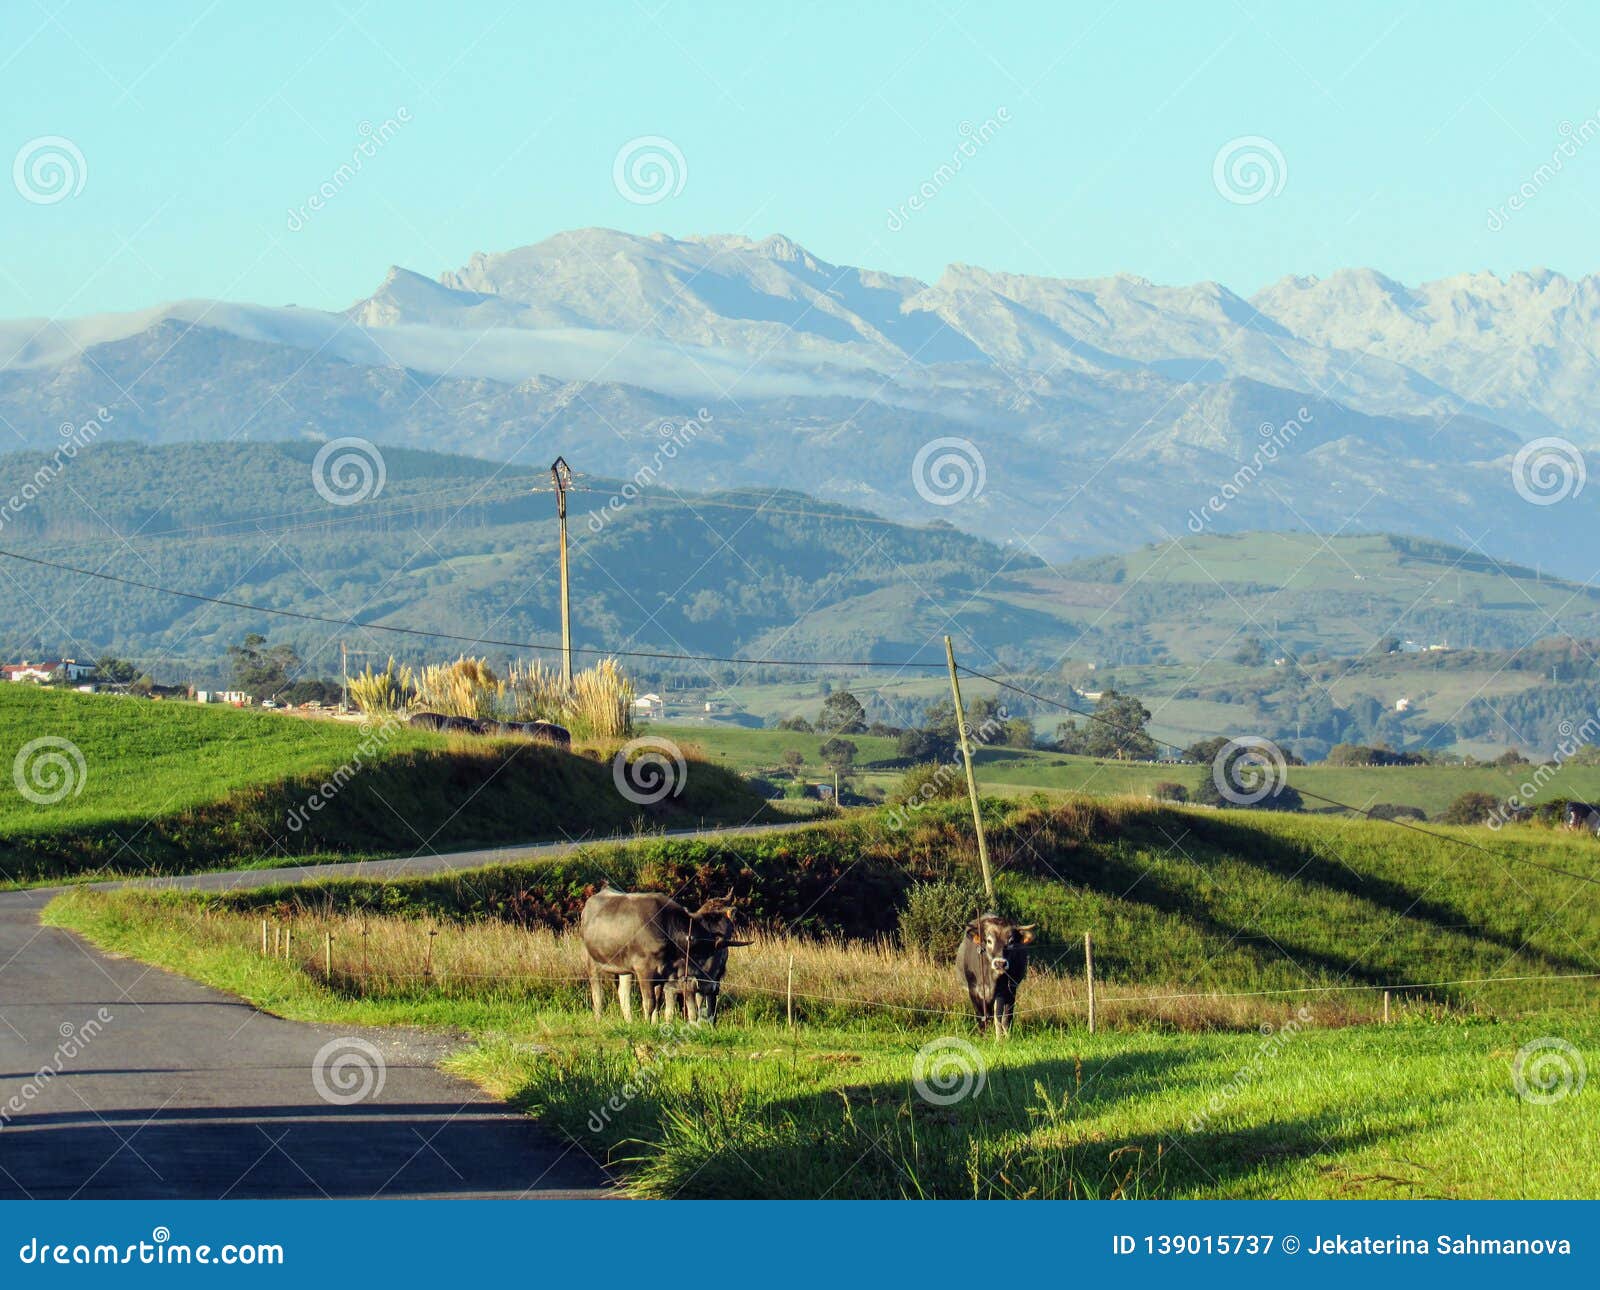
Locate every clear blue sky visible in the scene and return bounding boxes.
[6,0,1600,318]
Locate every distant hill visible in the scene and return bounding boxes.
[0,442,1593,747]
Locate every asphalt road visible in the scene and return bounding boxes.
[0,820,809,1199]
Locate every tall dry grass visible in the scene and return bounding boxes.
[354,653,633,739]
[346,657,414,716]
[240,908,1378,1031]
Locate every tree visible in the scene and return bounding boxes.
[1440,790,1499,826]
[1184,735,1231,764]
[1081,690,1159,761]
[818,737,858,775]
[776,715,814,733]
[1002,717,1035,749]
[818,690,866,734]
[94,655,138,684]
[1193,750,1304,812]
[780,748,805,776]
[227,633,300,701]
[897,726,956,763]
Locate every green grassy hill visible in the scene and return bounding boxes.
[0,687,778,884]
[659,721,1600,818]
[51,795,1600,1198]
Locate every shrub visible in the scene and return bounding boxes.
[1440,790,1500,826]
[1367,802,1426,822]
[898,878,987,957]
[1151,780,1188,802]
[895,761,967,808]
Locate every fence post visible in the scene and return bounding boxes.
[325,931,333,980]
[284,925,291,961]
[426,927,437,978]
[1084,931,1097,1035]
[261,918,268,956]
[273,925,280,958]
[786,954,795,1030]
[1383,990,1391,1024]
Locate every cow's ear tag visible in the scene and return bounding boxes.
[969,930,981,944]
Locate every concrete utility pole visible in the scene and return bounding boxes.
[551,457,573,688]
[943,634,995,904]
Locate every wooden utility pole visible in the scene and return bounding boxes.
[1084,932,1097,1034]
[551,457,574,689]
[943,635,994,903]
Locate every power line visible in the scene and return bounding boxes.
[0,546,947,670]
[956,663,1600,891]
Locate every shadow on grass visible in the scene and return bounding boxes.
[486,1039,1400,1199]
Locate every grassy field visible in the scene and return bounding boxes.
[48,795,1600,1198]
[658,721,1600,818]
[0,687,788,884]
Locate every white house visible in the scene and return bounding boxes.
[1395,697,1412,712]
[633,693,664,718]
[2,658,95,683]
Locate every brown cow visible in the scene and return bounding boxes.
[579,889,749,1024]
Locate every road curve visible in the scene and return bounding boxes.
[0,819,813,1199]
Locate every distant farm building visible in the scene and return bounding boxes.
[633,693,665,718]
[2,658,94,683]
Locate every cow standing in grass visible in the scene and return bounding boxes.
[1566,801,1600,836]
[958,914,1034,1037]
[579,889,749,1024]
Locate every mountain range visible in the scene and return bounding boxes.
[2,229,1596,574]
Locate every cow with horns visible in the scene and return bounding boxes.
[958,913,1035,1037]
[579,888,750,1024]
